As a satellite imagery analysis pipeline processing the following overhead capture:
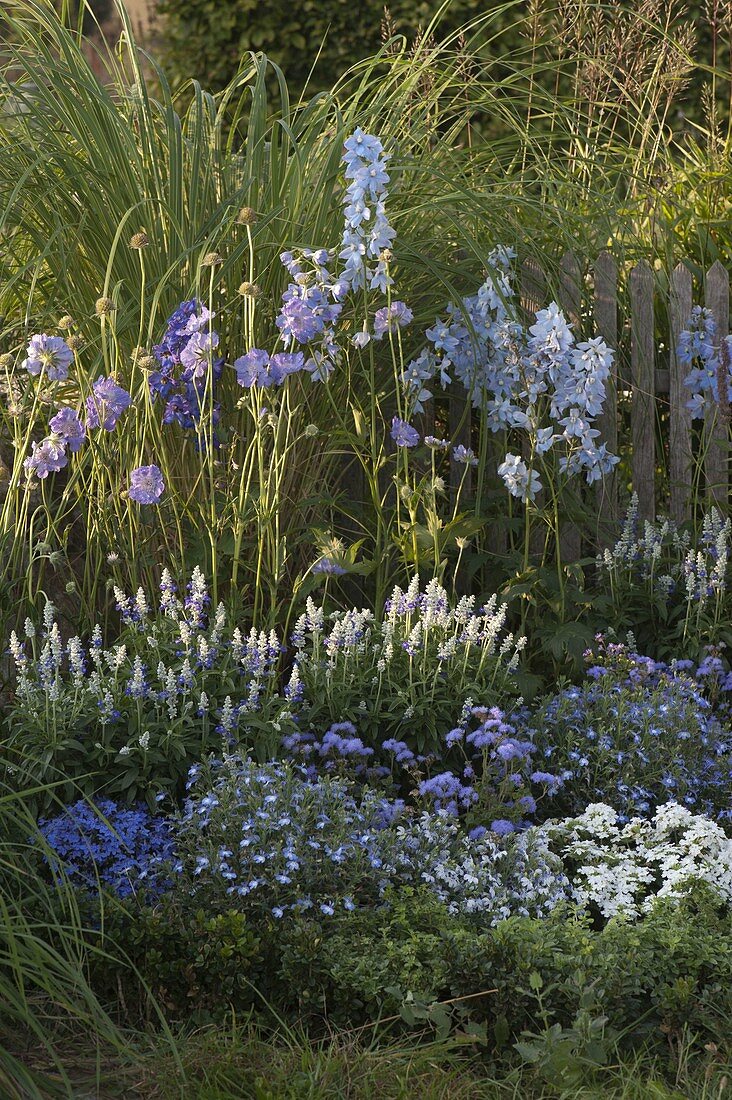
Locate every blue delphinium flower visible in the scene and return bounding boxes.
[497,453,541,500]
[128,464,165,504]
[678,305,732,418]
[86,377,132,431]
[49,408,86,452]
[373,301,413,339]
[22,334,73,380]
[151,299,223,432]
[339,129,396,294]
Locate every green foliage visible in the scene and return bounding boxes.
[156,0,493,98]
[97,883,732,1061]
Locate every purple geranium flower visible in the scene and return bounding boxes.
[128,465,165,504]
[49,408,86,453]
[86,377,132,431]
[390,417,419,448]
[22,334,73,381]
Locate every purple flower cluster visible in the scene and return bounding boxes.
[150,299,222,431]
[530,643,732,824]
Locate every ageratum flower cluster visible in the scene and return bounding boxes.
[150,299,223,433]
[170,756,569,922]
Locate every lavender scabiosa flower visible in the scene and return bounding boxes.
[24,437,68,479]
[452,445,479,467]
[390,417,419,448]
[179,331,220,379]
[49,408,86,453]
[86,377,132,431]
[374,301,413,339]
[312,556,347,576]
[128,465,165,504]
[22,334,73,381]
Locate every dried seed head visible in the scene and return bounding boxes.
[57,315,75,331]
[0,352,14,369]
[95,297,116,316]
[201,251,224,267]
[129,231,150,249]
[236,206,257,226]
[238,281,262,298]
[66,334,85,351]
[303,423,319,437]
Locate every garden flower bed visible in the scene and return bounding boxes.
[2,1,732,1097]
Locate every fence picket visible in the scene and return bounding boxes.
[558,250,583,560]
[704,260,730,508]
[593,251,619,535]
[630,260,656,520]
[669,263,694,524]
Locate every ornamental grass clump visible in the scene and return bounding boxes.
[286,576,524,756]
[529,641,732,824]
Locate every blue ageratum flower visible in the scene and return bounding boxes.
[128,464,165,504]
[22,334,73,381]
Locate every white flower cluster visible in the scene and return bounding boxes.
[547,802,732,920]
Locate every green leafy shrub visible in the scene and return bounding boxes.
[156,0,492,96]
[98,884,732,1054]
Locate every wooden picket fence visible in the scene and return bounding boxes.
[445,251,731,545]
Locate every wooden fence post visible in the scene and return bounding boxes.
[630,260,656,521]
[668,262,693,525]
[593,251,619,536]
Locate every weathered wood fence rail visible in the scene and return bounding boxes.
[446,251,731,538]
